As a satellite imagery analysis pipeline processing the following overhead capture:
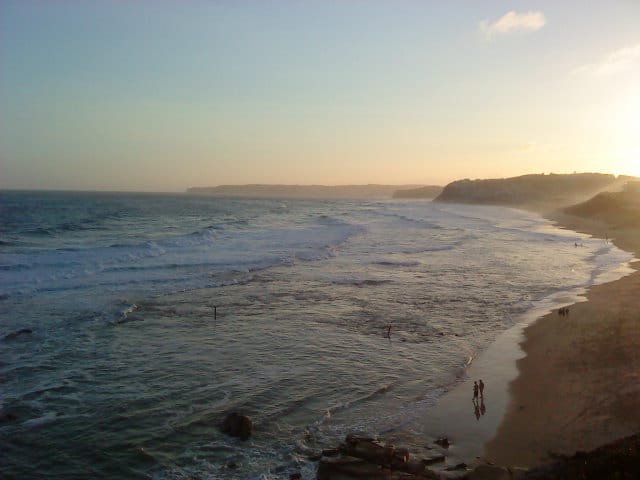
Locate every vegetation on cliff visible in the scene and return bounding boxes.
[434,173,634,209]
[563,181,640,227]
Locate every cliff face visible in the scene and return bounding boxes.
[434,173,630,209]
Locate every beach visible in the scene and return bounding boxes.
[482,212,640,468]
[408,206,640,476]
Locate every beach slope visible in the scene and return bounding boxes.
[485,182,640,468]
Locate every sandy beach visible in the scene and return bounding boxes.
[412,205,640,475]
[483,212,640,468]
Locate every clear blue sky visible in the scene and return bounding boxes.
[1,1,639,191]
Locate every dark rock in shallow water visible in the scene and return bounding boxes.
[0,411,18,423]
[318,435,439,479]
[434,437,450,448]
[445,462,467,471]
[221,412,252,440]
[422,454,445,466]
[464,464,511,480]
[340,436,397,466]
[4,328,33,341]
[322,447,341,457]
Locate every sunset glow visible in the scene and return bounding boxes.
[0,1,639,191]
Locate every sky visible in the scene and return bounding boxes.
[1,1,639,192]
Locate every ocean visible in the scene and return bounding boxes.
[0,191,634,479]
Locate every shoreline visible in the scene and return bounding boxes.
[480,211,640,468]
[407,207,640,473]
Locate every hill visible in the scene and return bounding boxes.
[186,184,427,199]
[563,181,640,227]
[434,173,634,210]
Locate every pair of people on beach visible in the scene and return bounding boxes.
[473,379,484,400]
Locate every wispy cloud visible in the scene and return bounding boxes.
[479,11,546,38]
[572,44,640,76]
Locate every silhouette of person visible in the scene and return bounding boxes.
[473,381,479,400]
[479,379,485,397]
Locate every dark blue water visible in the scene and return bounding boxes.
[0,191,633,479]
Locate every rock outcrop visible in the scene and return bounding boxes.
[221,412,253,441]
[317,434,440,479]
[3,328,33,341]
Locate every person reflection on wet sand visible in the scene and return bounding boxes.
[480,397,486,416]
[473,398,481,421]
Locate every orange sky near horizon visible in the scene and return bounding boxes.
[1,1,639,191]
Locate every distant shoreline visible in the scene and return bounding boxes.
[185,184,440,200]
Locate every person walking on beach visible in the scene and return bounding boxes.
[479,379,485,397]
[473,381,479,400]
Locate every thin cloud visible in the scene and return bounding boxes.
[573,44,640,76]
[479,11,546,38]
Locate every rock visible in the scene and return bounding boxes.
[317,456,386,480]
[221,412,252,440]
[322,448,341,457]
[318,434,440,479]
[317,456,428,479]
[340,437,396,466]
[465,464,511,480]
[226,461,238,469]
[508,467,528,479]
[399,459,426,475]
[0,412,18,423]
[434,437,450,448]
[4,328,33,341]
[422,454,445,465]
[445,462,467,471]
[289,473,302,480]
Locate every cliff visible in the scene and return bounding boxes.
[563,181,640,227]
[434,173,633,210]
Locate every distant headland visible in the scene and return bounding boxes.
[186,184,437,199]
[433,172,638,210]
[186,173,639,205]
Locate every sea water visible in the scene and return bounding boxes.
[0,191,634,479]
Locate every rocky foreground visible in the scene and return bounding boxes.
[315,433,640,480]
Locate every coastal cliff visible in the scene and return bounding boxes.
[563,181,640,227]
[433,173,634,209]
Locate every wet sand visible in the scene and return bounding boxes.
[483,214,640,467]
[414,210,640,472]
